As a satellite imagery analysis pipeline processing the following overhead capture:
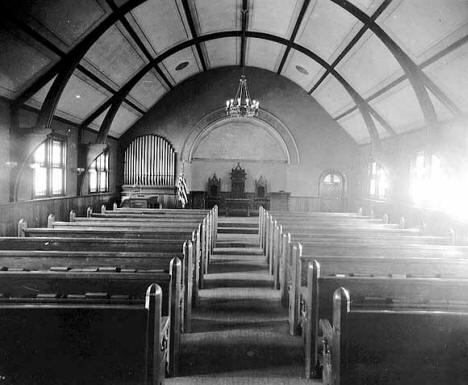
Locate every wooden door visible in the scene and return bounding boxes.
[319,171,345,212]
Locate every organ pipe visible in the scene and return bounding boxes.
[124,135,176,187]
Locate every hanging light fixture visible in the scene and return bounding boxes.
[225,73,259,118]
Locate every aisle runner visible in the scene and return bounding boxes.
[167,217,318,385]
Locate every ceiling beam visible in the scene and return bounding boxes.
[368,107,396,136]
[240,0,249,68]
[87,30,382,146]
[12,0,148,108]
[277,0,311,75]
[308,0,392,94]
[105,0,173,89]
[333,33,468,121]
[9,10,147,116]
[181,0,207,71]
[329,0,438,146]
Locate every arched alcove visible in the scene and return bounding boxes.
[185,115,293,193]
[191,118,288,163]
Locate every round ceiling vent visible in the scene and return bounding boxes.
[295,65,309,75]
[175,61,190,71]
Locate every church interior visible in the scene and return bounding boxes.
[0,0,468,384]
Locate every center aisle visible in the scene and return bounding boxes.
[167,217,318,385]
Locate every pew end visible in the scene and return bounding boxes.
[17,218,27,237]
[399,216,406,229]
[382,213,389,224]
[304,260,321,379]
[145,283,165,385]
[47,214,56,228]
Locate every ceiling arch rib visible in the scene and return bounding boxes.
[8,13,146,116]
[104,0,173,89]
[181,0,207,71]
[240,0,248,67]
[14,0,149,132]
[276,0,311,75]
[308,0,392,94]
[328,0,438,138]
[91,30,385,146]
[333,33,468,123]
[13,0,149,106]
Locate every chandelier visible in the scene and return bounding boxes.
[225,74,259,118]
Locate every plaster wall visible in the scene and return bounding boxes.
[120,67,360,199]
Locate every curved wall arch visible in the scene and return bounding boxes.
[120,67,360,197]
[181,108,300,165]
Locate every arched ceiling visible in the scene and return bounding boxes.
[0,0,467,143]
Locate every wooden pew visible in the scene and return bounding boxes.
[303,261,468,379]
[0,261,182,378]
[0,247,194,332]
[0,237,194,332]
[259,210,454,288]
[323,287,468,385]
[97,206,218,253]
[288,244,468,335]
[0,283,166,385]
[19,221,205,295]
[80,211,216,270]
[59,212,212,277]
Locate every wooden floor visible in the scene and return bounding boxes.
[167,217,319,384]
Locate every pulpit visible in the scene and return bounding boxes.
[226,163,250,216]
[230,163,246,198]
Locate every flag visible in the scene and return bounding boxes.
[177,173,189,207]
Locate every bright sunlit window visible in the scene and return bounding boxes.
[409,152,445,208]
[89,152,109,193]
[32,138,66,198]
[409,152,468,220]
[369,161,390,199]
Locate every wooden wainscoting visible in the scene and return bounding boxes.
[0,193,118,236]
[288,196,320,212]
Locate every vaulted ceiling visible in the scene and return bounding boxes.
[0,0,467,142]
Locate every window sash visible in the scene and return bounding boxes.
[33,138,66,198]
[89,152,109,193]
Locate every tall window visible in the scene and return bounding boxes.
[89,152,109,193]
[369,161,389,199]
[32,137,66,198]
[409,152,443,206]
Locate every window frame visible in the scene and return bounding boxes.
[32,136,66,199]
[88,151,109,194]
[368,160,389,200]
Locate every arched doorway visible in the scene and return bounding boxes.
[319,170,346,212]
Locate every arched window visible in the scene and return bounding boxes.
[89,152,109,193]
[32,137,66,198]
[369,161,389,199]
